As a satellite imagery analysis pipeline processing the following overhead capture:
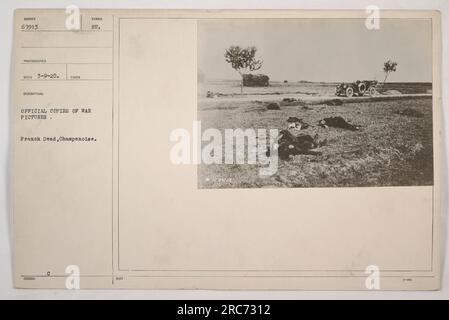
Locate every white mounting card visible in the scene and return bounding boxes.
[12,9,442,290]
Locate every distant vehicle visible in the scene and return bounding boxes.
[242,74,270,87]
[335,80,378,97]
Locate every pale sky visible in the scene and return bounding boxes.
[198,19,432,83]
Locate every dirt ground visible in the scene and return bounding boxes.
[197,84,433,188]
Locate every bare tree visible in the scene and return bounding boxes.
[383,60,398,83]
[225,46,263,94]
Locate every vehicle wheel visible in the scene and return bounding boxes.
[358,83,366,96]
[368,86,376,97]
[345,87,354,97]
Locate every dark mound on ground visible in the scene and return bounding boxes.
[280,98,306,107]
[324,99,343,106]
[318,116,361,131]
[266,102,281,110]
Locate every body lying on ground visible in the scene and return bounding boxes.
[318,116,361,131]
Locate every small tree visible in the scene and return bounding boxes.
[225,46,263,94]
[383,60,398,83]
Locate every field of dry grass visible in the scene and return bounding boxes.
[198,84,433,188]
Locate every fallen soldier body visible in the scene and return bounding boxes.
[318,116,361,131]
[275,129,325,160]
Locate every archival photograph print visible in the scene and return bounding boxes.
[197,18,433,189]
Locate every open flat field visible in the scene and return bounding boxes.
[200,80,432,98]
[198,81,433,188]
